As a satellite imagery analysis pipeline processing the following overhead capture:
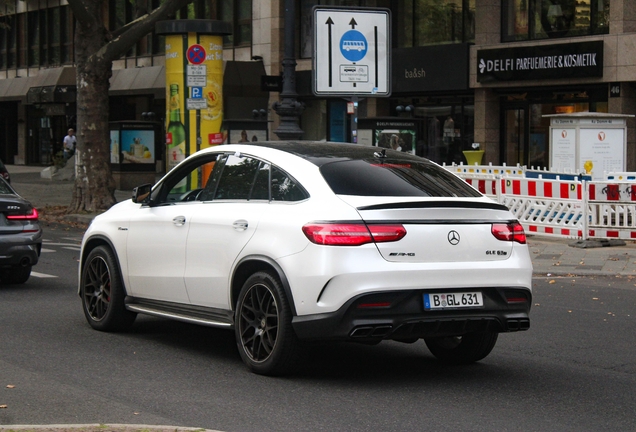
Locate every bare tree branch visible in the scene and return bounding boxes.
[98,0,193,64]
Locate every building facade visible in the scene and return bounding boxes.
[0,0,634,172]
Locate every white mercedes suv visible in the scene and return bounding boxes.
[79,142,533,375]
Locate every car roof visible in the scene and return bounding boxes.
[224,141,429,168]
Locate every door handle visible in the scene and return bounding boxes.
[173,216,186,226]
[233,220,248,231]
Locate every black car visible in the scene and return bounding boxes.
[0,177,42,284]
[0,158,9,183]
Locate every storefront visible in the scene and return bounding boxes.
[386,44,474,165]
[475,40,611,169]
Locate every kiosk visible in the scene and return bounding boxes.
[109,121,160,190]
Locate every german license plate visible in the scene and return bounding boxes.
[424,292,483,310]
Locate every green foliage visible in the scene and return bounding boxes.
[52,150,67,168]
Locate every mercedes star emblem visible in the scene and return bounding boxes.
[447,230,460,245]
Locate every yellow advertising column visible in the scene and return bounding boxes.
[156,20,232,175]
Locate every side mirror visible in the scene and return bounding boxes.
[132,183,153,204]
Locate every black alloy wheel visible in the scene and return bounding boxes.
[81,245,136,332]
[235,271,299,376]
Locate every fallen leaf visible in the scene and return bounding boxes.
[568,310,572,313]
[549,280,556,284]
[592,298,599,300]
[0,405,7,409]
[6,385,14,389]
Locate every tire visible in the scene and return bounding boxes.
[0,265,31,284]
[80,245,136,332]
[235,271,299,376]
[425,331,499,365]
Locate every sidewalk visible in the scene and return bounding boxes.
[8,164,636,278]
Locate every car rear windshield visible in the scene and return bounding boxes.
[319,159,482,197]
[0,181,13,194]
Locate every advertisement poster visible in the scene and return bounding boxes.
[579,128,624,180]
[164,33,225,183]
[550,128,576,172]
[120,130,155,164]
[375,129,416,154]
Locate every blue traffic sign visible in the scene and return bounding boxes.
[191,87,203,99]
[340,30,367,62]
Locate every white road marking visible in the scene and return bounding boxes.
[30,271,58,278]
[63,247,82,251]
[41,248,56,253]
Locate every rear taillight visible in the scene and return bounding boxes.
[491,221,526,244]
[7,208,39,221]
[302,223,406,246]
[504,290,530,304]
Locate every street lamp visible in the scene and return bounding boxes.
[272,0,304,140]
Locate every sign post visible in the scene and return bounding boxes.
[156,20,231,176]
[313,7,391,97]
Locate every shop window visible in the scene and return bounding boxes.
[397,0,475,47]
[408,100,474,165]
[503,0,609,42]
[17,13,26,68]
[3,14,16,68]
[504,108,526,167]
[13,6,72,67]
[502,89,607,169]
[28,11,39,66]
[219,0,252,47]
[0,16,9,69]
[60,6,73,64]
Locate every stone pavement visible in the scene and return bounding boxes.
[8,164,636,278]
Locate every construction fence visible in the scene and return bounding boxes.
[445,163,636,241]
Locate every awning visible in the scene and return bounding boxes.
[0,66,75,102]
[24,67,77,104]
[109,65,165,98]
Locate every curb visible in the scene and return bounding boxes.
[0,425,220,432]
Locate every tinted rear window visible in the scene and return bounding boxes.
[0,178,13,194]
[320,159,482,197]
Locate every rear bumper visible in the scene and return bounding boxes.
[292,287,531,341]
[0,232,42,268]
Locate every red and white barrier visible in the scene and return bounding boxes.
[451,169,636,241]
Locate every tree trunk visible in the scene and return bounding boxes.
[64,0,194,213]
[68,14,116,213]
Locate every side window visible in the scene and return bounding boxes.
[271,167,308,202]
[154,154,222,204]
[250,162,270,200]
[214,154,262,200]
